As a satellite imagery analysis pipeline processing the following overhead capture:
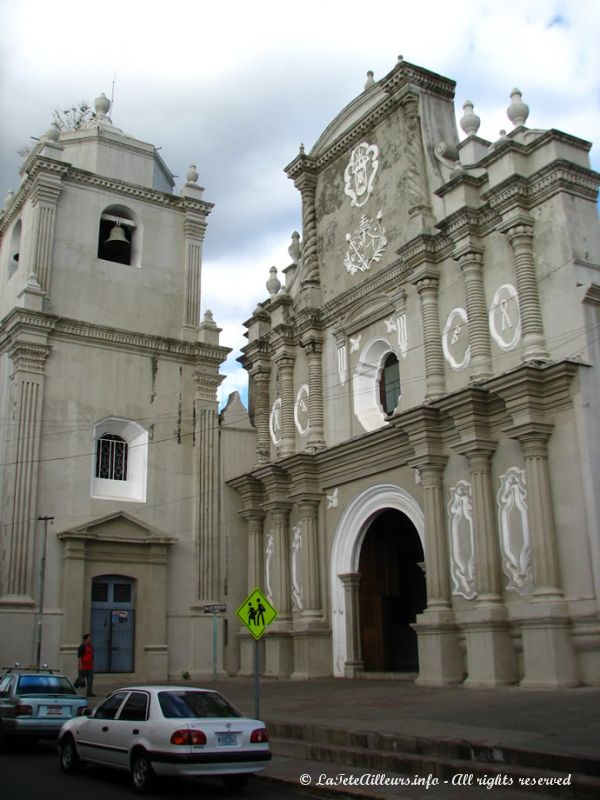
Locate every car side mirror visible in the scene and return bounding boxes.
[78,706,94,716]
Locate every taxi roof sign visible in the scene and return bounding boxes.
[236,588,277,640]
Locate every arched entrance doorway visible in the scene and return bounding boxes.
[330,484,426,677]
[358,509,426,672]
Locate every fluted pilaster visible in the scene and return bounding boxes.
[466,449,503,602]
[275,356,295,457]
[183,216,206,328]
[419,464,451,609]
[339,572,363,676]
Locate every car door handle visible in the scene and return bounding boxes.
[132,729,139,734]
[102,726,109,732]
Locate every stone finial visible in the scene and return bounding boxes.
[507,88,529,127]
[398,54,404,62]
[4,189,14,208]
[460,100,481,136]
[299,143,305,155]
[186,164,199,183]
[266,266,281,299]
[94,92,111,119]
[288,231,301,264]
[364,70,375,91]
[45,121,60,142]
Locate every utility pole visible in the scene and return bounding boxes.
[35,515,55,667]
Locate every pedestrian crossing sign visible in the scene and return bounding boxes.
[236,588,277,640]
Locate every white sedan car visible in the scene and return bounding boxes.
[58,685,271,793]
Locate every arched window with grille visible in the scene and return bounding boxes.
[96,433,128,481]
[91,418,147,502]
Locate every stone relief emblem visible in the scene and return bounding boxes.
[497,467,532,593]
[442,307,471,370]
[291,524,303,610]
[385,314,408,358]
[489,284,521,351]
[326,487,339,509]
[265,532,274,603]
[448,480,477,600]
[349,335,362,353]
[344,142,379,207]
[344,211,387,275]
[294,384,310,437]
[269,398,281,446]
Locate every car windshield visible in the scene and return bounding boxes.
[16,675,77,695]
[158,690,242,719]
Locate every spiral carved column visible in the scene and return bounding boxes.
[458,250,493,381]
[502,220,549,362]
[415,275,446,400]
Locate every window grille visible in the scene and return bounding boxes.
[379,353,401,416]
[96,434,128,481]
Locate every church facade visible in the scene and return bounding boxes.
[233,59,600,687]
[0,96,255,682]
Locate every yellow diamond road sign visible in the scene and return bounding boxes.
[236,588,277,640]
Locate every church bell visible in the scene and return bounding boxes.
[105,223,130,250]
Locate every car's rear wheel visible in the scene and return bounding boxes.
[131,751,156,794]
[222,773,250,790]
[59,735,81,773]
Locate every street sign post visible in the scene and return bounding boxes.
[236,588,277,718]
[202,604,226,680]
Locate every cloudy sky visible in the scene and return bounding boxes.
[1,0,599,406]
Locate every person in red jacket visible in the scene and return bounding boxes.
[75,633,95,697]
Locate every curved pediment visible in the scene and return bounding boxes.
[310,82,387,159]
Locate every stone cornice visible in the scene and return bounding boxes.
[436,386,497,455]
[399,232,453,268]
[380,60,456,101]
[0,308,229,365]
[485,360,581,428]
[1,155,213,240]
[483,161,599,214]
[315,425,411,488]
[319,258,412,327]
[227,473,265,513]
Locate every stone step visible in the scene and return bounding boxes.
[267,720,600,778]
[268,725,600,800]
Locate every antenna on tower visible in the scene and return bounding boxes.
[110,72,117,117]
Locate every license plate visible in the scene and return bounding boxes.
[46,705,63,716]
[216,732,238,747]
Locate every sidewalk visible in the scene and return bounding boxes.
[92,676,600,799]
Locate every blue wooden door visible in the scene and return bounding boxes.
[90,576,135,673]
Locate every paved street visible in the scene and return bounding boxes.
[0,739,320,800]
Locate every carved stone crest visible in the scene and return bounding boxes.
[344,142,379,207]
[344,211,387,275]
